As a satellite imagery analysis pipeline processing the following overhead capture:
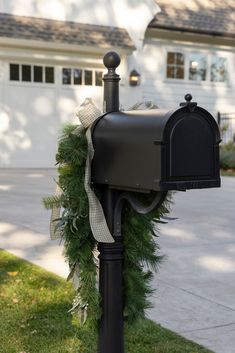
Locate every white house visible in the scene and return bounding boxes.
[0,0,234,167]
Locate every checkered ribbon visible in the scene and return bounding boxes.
[50,98,114,243]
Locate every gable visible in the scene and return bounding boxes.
[150,0,235,38]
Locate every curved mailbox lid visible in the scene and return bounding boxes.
[92,108,172,142]
[92,106,220,145]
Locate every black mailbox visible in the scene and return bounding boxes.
[91,99,221,192]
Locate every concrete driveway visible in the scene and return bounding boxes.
[0,169,69,277]
[0,169,235,353]
[148,176,235,353]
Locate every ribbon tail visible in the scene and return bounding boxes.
[84,128,114,243]
[72,124,84,135]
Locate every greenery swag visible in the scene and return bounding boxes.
[44,123,171,328]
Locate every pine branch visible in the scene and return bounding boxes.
[43,194,63,210]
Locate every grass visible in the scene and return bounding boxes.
[0,249,215,353]
[221,169,235,177]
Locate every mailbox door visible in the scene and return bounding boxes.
[161,107,220,190]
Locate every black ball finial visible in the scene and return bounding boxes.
[180,93,197,110]
[103,51,121,70]
[185,93,192,102]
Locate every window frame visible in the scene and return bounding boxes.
[33,65,43,83]
[210,55,228,83]
[9,63,20,81]
[9,63,55,86]
[166,52,185,80]
[73,68,83,85]
[164,49,229,86]
[61,66,104,87]
[188,53,208,82]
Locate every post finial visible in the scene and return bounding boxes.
[103,51,120,71]
[103,51,121,112]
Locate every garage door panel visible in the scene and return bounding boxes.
[2,85,58,167]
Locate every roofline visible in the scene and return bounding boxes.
[0,36,135,56]
[146,27,235,48]
[0,12,132,34]
[148,24,235,40]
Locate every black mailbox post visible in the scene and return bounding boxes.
[92,52,221,353]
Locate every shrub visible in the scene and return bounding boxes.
[220,141,235,170]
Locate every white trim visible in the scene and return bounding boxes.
[8,81,56,89]
[0,48,104,67]
[146,28,235,50]
[0,36,134,55]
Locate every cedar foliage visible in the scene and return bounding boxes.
[44,124,171,327]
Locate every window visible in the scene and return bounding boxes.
[62,68,71,84]
[211,56,227,82]
[84,70,92,85]
[10,64,19,81]
[166,52,184,79]
[34,66,43,82]
[166,51,228,84]
[189,54,207,81]
[62,68,103,86]
[9,63,54,84]
[95,71,103,86]
[22,65,31,82]
[74,69,82,85]
[45,67,54,83]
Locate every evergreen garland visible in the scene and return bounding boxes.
[44,123,171,327]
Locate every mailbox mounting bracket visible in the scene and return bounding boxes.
[113,191,168,237]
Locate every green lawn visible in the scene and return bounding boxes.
[0,249,214,353]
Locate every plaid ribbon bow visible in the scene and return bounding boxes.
[50,98,114,243]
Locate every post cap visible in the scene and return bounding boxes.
[103,51,121,70]
[185,93,192,102]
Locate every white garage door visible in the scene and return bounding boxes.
[0,61,103,167]
[1,84,58,167]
